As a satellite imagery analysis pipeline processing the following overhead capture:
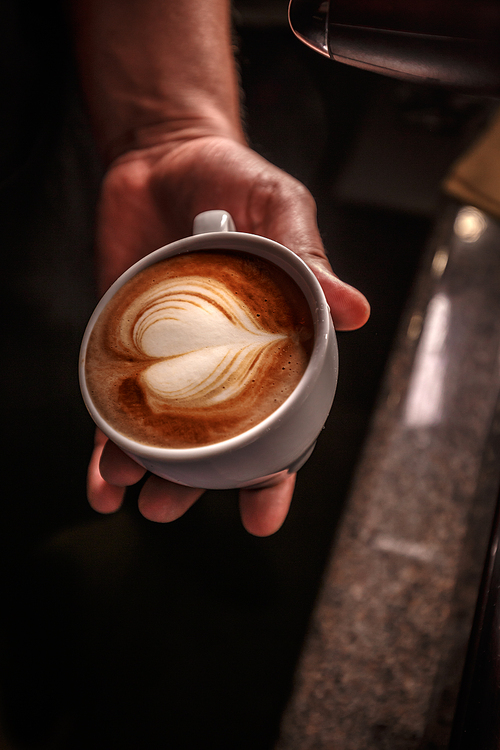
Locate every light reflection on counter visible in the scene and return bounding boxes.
[404,291,451,427]
[454,205,488,243]
[277,200,500,750]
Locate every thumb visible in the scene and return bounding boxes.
[305,256,370,331]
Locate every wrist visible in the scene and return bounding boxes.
[72,0,246,165]
[104,108,246,166]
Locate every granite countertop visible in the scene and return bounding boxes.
[276,200,500,749]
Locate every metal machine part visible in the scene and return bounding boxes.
[288,0,500,92]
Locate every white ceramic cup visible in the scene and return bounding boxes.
[79,210,338,489]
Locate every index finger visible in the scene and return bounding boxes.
[238,473,296,537]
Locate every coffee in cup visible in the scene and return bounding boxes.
[84,250,314,449]
[80,210,338,490]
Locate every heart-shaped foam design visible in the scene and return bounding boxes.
[119,277,286,409]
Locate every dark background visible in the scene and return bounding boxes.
[0,2,492,748]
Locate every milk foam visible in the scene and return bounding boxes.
[120,277,286,408]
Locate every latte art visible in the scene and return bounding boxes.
[123,277,286,408]
[85,251,314,448]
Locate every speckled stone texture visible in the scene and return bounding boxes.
[276,202,500,749]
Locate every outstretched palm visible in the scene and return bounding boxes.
[88,136,369,535]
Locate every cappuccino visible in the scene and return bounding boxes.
[85,251,314,448]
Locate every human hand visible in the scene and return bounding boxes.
[87,135,370,535]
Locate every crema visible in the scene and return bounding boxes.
[85,251,314,448]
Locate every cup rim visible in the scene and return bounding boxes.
[79,231,334,462]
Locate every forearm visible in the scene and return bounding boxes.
[71,0,246,161]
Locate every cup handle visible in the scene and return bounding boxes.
[192,210,236,235]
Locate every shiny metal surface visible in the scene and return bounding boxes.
[288,0,500,91]
[326,28,500,90]
[288,0,329,57]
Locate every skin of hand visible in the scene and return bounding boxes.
[86,133,370,536]
[73,0,369,535]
